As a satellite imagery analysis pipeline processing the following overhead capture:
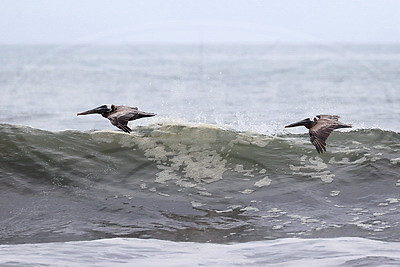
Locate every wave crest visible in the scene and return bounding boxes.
[1,123,399,191]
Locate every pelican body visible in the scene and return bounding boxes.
[77,105,155,133]
[285,115,351,153]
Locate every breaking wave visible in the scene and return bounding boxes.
[1,123,399,244]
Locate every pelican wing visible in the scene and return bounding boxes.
[104,105,156,133]
[317,114,340,121]
[108,113,132,133]
[309,127,332,154]
[309,117,351,153]
[119,110,156,122]
[116,105,138,111]
[108,109,155,133]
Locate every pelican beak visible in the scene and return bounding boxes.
[285,118,309,128]
[77,105,108,116]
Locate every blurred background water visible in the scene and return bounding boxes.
[1,44,399,133]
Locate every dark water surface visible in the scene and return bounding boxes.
[1,124,399,245]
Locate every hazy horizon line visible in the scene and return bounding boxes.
[1,41,400,46]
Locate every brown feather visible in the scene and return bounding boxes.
[107,105,156,133]
[309,116,351,153]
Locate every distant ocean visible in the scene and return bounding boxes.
[1,44,399,266]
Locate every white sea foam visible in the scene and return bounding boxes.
[1,237,400,266]
[390,158,400,164]
[254,176,271,187]
[290,156,334,183]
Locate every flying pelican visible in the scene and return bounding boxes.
[285,115,351,153]
[77,105,156,133]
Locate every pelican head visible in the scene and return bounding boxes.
[285,118,314,129]
[77,105,113,116]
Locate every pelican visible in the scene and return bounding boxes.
[77,105,156,133]
[285,115,351,153]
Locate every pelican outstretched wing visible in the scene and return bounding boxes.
[309,116,351,153]
[108,107,156,133]
[309,126,333,153]
[317,114,340,121]
[108,115,132,133]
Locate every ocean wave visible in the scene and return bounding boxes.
[1,123,399,244]
[1,123,399,189]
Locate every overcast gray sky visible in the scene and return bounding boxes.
[1,0,400,44]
